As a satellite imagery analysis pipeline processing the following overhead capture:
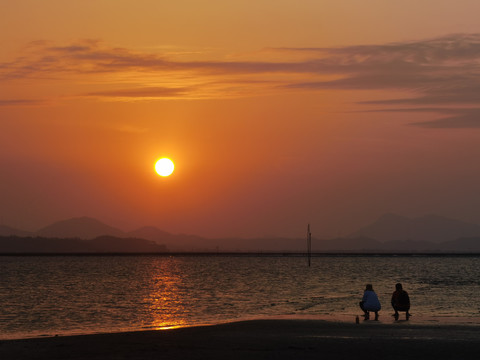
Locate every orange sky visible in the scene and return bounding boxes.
[3,1,480,238]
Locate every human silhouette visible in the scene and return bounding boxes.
[391,283,411,320]
[359,284,381,320]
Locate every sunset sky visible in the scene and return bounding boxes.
[3,1,480,239]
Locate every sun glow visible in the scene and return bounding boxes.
[155,158,175,177]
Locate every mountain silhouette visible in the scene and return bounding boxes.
[313,237,382,252]
[127,226,222,251]
[313,236,480,252]
[36,216,125,239]
[0,225,33,237]
[87,236,167,252]
[127,226,175,242]
[0,235,167,253]
[348,213,480,243]
[439,237,480,252]
[2,214,480,253]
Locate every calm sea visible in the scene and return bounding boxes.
[1,255,479,339]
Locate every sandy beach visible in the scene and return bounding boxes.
[1,319,480,360]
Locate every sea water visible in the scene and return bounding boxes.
[0,255,479,339]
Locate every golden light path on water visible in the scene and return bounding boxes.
[144,261,189,330]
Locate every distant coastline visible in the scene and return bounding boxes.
[0,235,167,254]
[3,213,480,253]
[1,247,480,256]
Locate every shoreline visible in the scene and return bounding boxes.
[4,313,480,341]
[3,313,480,341]
[2,319,480,360]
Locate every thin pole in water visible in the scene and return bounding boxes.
[307,223,312,267]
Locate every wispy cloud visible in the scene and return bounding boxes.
[3,35,480,127]
[0,99,47,107]
[278,34,480,128]
[410,108,480,128]
[85,86,191,99]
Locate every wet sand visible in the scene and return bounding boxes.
[1,319,480,360]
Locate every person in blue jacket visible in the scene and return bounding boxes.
[359,284,381,320]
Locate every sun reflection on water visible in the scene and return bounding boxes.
[143,258,190,330]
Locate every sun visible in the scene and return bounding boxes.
[155,158,175,177]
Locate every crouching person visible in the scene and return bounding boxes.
[391,283,411,320]
[359,284,381,320]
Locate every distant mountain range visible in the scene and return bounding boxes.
[36,217,125,239]
[348,213,480,243]
[1,214,480,253]
[312,236,480,252]
[0,235,167,254]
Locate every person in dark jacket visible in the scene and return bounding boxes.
[391,283,410,320]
